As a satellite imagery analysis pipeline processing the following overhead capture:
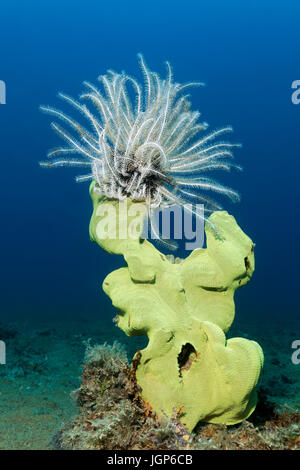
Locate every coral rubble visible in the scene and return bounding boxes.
[54,342,299,450]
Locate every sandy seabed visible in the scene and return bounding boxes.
[0,315,299,450]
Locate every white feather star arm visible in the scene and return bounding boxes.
[40,54,242,239]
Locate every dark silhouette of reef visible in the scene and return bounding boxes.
[52,342,300,451]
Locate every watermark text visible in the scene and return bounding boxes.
[0,80,6,104]
[0,340,6,364]
[291,80,300,104]
[291,340,300,365]
[95,200,205,250]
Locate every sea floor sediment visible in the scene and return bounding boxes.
[0,316,299,450]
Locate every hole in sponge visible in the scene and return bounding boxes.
[178,343,198,377]
[244,256,251,271]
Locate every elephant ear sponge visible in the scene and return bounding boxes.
[89,189,264,431]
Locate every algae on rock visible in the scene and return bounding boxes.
[89,183,264,431]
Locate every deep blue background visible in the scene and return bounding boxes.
[0,0,299,324]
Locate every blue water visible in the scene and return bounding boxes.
[0,0,299,325]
